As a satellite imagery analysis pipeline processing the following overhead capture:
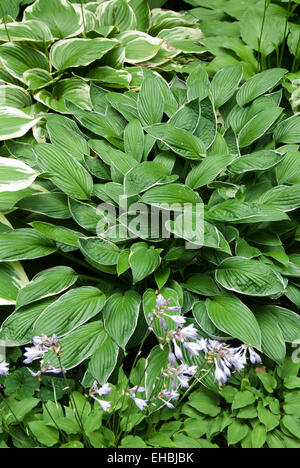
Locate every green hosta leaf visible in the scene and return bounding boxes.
[207,199,289,223]
[216,257,285,296]
[33,287,106,337]
[258,305,300,343]
[168,99,200,133]
[187,64,210,101]
[240,6,286,56]
[0,229,57,261]
[124,161,177,196]
[274,115,300,144]
[86,66,132,88]
[129,242,161,284]
[227,420,250,446]
[186,154,235,189]
[254,309,285,364]
[79,237,120,266]
[24,0,83,39]
[35,77,92,113]
[68,199,105,234]
[44,322,106,370]
[0,43,49,81]
[146,124,206,159]
[107,92,139,121]
[16,266,77,309]
[31,221,82,247]
[210,64,243,108]
[145,346,170,400]
[89,140,137,177]
[138,74,164,126]
[88,334,118,385]
[236,69,287,107]
[28,421,59,447]
[50,38,117,71]
[193,97,217,149]
[259,185,300,212]
[34,144,93,200]
[0,20,53,42]
[0,262,28,306]
[124,119,144,162]
[141,183,201,208]
[0,299,56,346]
[103,290,140,349]
[251,423,267,449]
[183,274,220,296]
[17,192,71,219]
[206,296,261,349]
[229,150,283,174]
[276,151,300,184]
[0,108,41,141]
[67,102,126,142]
[46,114,89,160]
[238,108,282,148]
[0,157,38,191]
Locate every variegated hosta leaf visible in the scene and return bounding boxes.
[24,0,83,39]
[0,108,41,141]
[16,266,78,309]
[32,287,106,337]
[50,38,117,71]
[0,157,38,192]
[0,262,29,306]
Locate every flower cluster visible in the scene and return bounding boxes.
[89,381,112,412]
[24,334,60,365]
[201,339,262,385]
[23,335,63,382]
[0,361,9,377]
[123,386,148,411]
[147,294,182,331]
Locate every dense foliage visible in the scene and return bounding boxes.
[0,0,299,449]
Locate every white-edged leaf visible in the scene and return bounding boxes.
[33,287,106,337]
[0,107,41,141]
[16,266,78,309]
[0,229,57,262]
[215,256,285,296]
[103,290,140,349]
[0,157,38,192]
[206,295,261,349]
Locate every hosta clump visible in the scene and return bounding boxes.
[0,12,300,404]
[182,0,300,78]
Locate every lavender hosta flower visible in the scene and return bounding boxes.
[93,398,111,412]
[214,357,232,385]
[162,363,197,390]
[33,334,60,353]
[179,324,199,341]
[183,340,203,357]
[148,294,184,332]
[125,386,148,411]
[28,361,64,379]
[158,389,179,409]
[23,344,48,365]
[232,344,262,365]
[89,381,112,412]
[0,361,9,376]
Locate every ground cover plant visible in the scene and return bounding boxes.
[0,0,299,449]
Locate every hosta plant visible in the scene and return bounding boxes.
[0,57,300,400]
